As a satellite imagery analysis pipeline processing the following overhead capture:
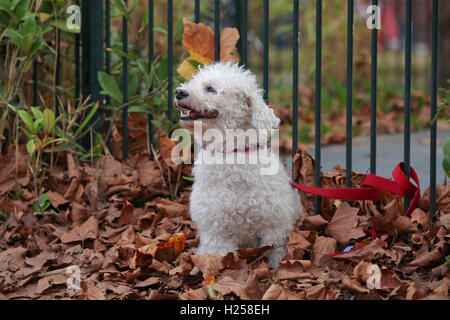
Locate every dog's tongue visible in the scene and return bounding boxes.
[189,111,202,118]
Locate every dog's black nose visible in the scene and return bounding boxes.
[176,89,189,100]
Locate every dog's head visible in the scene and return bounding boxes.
[174,62,280,134]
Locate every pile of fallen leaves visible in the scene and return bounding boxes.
[0,143,449,300]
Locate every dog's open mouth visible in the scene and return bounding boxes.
[174,102,218,121]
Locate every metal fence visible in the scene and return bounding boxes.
[32,0,440,216]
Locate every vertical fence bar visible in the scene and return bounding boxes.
[241,0,248,66]
[55,29,61,115]
[214,0,220,62]
[346,0,354,188]
[147,0,154,159]
[370,0,378,174]
[235,0,241,54]
[404,0,412,212]
[147,0,154,155]
[430,0,438,217]
[105,0,111,148]
[33,59,38,106]
[122,0,129,160]
[168,0,174,122]
[195,0,200,23]
[263,0,269,103]
[75,0,80,106]
[292,0,299,166]
[314,0,322,214]
[81,0,104,149]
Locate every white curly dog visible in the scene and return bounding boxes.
[174,62,302,269]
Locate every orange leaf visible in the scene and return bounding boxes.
[157,232,186,257]
[183,19,214,62]
[177,19,240,79]
[204,273,215,286]
[220,27,240,62]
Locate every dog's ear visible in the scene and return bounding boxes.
[247,92,280,130]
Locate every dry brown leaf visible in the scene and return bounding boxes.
[305,284,339,300]
[278,260,319,280]
[0,145,28,195]
[312,236,336,265]
[301,215,328,230]
[60,216,99,243]
[335,238,387,262]
[67,153,80,180]
[411,208,429,229]
[410,239,446,267]
[342,276,369,294]
[0,247,27,272]
[285,231,311,260]
[47,191,69,208]
[191,254,225,277]
[179,288,207,300]
[71,202,89,226]
[80,281,106,300]
[37,273,67,294]
[261,283,304,300]
[156,198,189,218]
[325,202,366,245]
[134,277,161,288]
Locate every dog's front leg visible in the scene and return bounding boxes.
[196,232,238,256]
[259,229,289,270]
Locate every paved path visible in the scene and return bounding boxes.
[283,130,449,189]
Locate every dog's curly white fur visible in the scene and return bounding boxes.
[174,62,302,269]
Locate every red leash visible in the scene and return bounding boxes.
[291,162,420,218]
[291,162,421,256]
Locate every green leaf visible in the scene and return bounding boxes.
[182,176,194,182]
[32,192,51,212]
[153,27,168,36]
[443,138,450,158]
[137,7,148,38]
[75,105,99,138]
[5,28,23,48]
[33,117,43,132]
[0,2,13,16]
[443,157,450,177]
[42,108,55,132]
[127,72,139,98]
[98,71,122,103]
[30,106,43,120]
[111,0,131,21]
[21,33,34,53]
[13,0,31,21]
[0,209,10,220]
[10,0,20,10]
[151,119,165,132]
[128,105,150,114]
[50,19,80,34]
[17,110,34,133]
[26,139,35,154]
[22,12,36,35]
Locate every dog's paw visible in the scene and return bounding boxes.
[266,245,287,271]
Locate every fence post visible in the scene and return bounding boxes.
[81,0,104,149]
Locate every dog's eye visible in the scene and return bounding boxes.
[205,86,216,93]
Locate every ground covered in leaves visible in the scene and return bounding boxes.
[0,144,449,300]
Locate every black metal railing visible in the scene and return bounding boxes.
[32,0,440,217]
